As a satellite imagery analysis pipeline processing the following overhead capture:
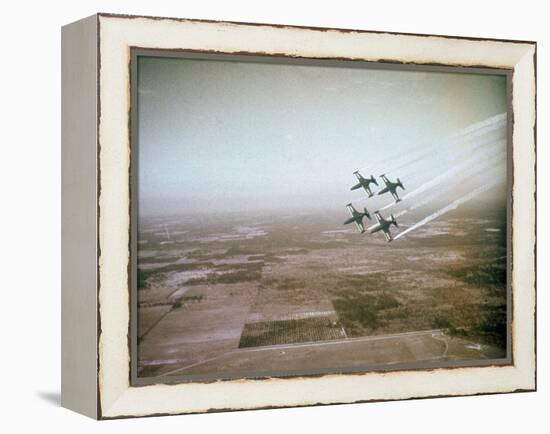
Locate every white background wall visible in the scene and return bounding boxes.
[0,0,546,432]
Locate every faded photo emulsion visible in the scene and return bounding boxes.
[134,55,510,382]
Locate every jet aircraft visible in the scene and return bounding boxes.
[350,170,378,197]
[369,210,398,242]
[344,203,371,233]
[378,174,405,203]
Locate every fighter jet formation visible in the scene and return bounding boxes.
[341,113,507,244]
[344,171,404,243]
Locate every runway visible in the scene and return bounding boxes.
[160,328,502,378]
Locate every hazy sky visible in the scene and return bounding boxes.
[137,56,507,215]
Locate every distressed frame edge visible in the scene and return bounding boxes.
[95,14,537,419]
[95,11,537,46]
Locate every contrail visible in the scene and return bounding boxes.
[356,127,504,196]
[393,180,500,240]
[389,128,506,182]
[356,114,507,235]
[370,158,503,228]
[369,157,504,231]
[384,125,505,177]
[355,143,504,207]
[379,151,505,212]
[397,188,447,216]
[368,185,453,230]
[364,159,504,230]
[367,190,443,231]
[378,139,506,211]
[449,112,506,140]
[382,125,506,184]
[379,160,505,221]
[355,113,506,176]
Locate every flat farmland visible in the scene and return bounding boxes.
[136,206,508,379]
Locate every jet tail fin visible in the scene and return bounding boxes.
[397,178,405,190]
[391,214,399,227]
[364,208,371,220]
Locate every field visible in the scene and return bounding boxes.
[136,204,508,379]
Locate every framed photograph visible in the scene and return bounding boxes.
[61,13,536,419]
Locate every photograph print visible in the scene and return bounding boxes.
[133,53,510,382]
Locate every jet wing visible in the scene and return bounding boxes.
[364,185,373,196]
[355,221,365,233]
[346,204,356,217]
[377,186,389,196]
[374,211,383,223]
[380,174,390,186]
[343,216,355,225]
[391,191,401,202]
[383,228,393,242]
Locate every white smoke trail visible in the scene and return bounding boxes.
[368,156,505,231]
[394,188,447,218]
[369,159,504,229]
[449,112,506,139]
[355,149,500,208]
[393,180,500,240]
[378,139,506,211]
[355,112,506,176]
[355,128,505,204]
[388,128,505,182]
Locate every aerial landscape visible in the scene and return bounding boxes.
[135,56,509,381]
[137,203,507,379]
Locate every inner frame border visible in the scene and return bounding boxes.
[128,47,514,387]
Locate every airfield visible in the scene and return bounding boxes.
[136,204,508,380]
